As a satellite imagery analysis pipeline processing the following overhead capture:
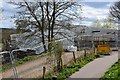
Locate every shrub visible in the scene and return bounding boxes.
[47,41,64,72]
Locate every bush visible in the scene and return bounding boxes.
[47,41,64,72]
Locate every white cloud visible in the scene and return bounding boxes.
[81,21,92,26]
[81,5,109,20]
[74,4,114,26]
[0,0,3,28]
[0,18,15,28]
[81,0,118,2]
[2,0,119,2]
[0,0,3,8]
[0,1,18,28]
[0,1,116,28]
[106,3,112,7]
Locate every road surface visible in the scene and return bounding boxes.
[67,51,118,79]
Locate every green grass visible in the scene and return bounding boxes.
[1,53,48,72]
[100,59,120,80]
[44,53,100,80]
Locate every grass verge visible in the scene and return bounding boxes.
[100,59,120,80]
[44,53,100,80]
[1,53,48,72]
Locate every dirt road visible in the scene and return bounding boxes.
[2,51,86,78]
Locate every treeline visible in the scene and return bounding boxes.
[0,28,16,50]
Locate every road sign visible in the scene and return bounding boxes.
[97,44,110,53]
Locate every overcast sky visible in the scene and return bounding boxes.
[0,0,118,28]
[80,2,114,26]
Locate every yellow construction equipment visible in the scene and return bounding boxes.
[97,44,110,54]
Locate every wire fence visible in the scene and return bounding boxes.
[2,49,92,78]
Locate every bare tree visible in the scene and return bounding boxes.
[110,1,120,20]
[9,1,82,52]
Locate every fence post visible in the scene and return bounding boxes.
[60,57,63,71]
[73,51,76,63]
[43,66,46,79]
[84,49,87,57]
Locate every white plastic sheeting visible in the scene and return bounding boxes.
[10,29,76,54]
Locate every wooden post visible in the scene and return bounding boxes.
[60,57,63,71]
[94,47,96,55]
[84,49,87,57]
[43,66,46,79]
[73,52,76,63]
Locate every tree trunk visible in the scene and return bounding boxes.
[40,2,47,53]
[51,2,56,40]
[41,30,47,53]
[46,2,52,52]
